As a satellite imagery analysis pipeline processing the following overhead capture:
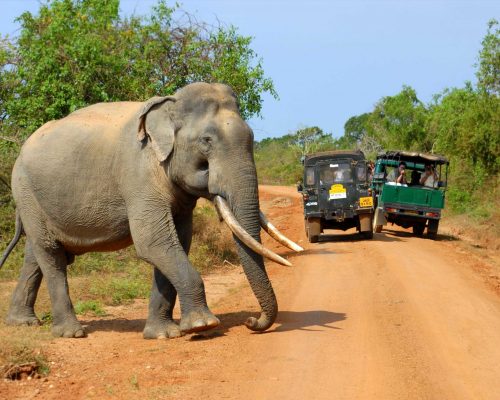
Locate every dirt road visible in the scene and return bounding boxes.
[2,185,500,399]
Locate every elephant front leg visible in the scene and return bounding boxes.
[131,211,219,335]
[6,240,43,326]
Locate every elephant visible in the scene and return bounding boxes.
[0,82,303,339]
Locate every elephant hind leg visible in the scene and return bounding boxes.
[6,240,43,326]
[30,242,85,338]
[143,267,182,339]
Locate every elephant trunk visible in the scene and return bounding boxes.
[225,168,277,332]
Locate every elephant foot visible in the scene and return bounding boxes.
[143,319,182,339]
[180,309,220,334]
[51,321,86,338]
[5,308,41,327]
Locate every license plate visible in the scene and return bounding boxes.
[359,196,373,207]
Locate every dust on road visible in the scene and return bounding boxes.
[2,185,500,400]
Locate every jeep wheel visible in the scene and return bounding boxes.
[306,218,321,243]
[427,219,439,239]
[412,222,426,236]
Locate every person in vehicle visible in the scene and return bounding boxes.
[387,162,407,185]
[367,161,375,181]
[420,164,439,187]
[335,166,352,182]
[410,169,421,186]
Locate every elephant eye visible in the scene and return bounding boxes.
[199,136,213,154]
[201,136,212,145]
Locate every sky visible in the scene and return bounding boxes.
[0,0,498,141]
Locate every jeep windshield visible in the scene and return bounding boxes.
[319,163,353,185]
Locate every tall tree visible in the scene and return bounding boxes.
[367,85,430,151]
[342,113,369,147]
[290,126,335,158]
[476,19,499,96]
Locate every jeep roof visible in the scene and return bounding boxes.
[304,150,365,167]
[376,150,449,165]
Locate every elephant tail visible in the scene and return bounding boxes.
[0,211,23,269]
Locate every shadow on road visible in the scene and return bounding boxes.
[83,317,145,334]
[382,228,458,242]
[82,308,347,339]
[319,232,402,243]
[209,309,347,337]
[272,310,347,332]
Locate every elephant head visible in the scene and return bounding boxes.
[137,82,302,331]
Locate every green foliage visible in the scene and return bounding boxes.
[367,85,431,151]
[74,300,106,316]
[341,113,370,148]
[439,86,497,169]
[106,276,151,306]
[476,19,499,96]
[189,202,239,272]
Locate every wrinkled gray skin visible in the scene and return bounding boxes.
[6,82,277,338]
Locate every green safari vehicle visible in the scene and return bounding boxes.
[371,150,449,238]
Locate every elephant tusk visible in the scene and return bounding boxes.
[213,196,292,267]
[259,211,304,252]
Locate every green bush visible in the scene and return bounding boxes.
[74,300,106,316]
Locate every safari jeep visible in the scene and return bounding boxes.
[299,150,374,243]
[371,150,449,238]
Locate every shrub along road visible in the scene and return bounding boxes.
[1,185,500,399]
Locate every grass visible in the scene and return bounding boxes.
[190,200,239,273]
[0,326,51,379]
[74,300,106,316]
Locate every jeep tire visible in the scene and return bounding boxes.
[427,219,439,239]
[306,218,321,243]
[413,222,426,236]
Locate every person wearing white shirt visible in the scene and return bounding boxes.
[420,164,439,187]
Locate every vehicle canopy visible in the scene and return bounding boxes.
[375,150,449,167]
[304,150,366,167]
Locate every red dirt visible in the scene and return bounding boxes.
[2,185,500,399]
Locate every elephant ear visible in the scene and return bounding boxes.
[137,96,177,162]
